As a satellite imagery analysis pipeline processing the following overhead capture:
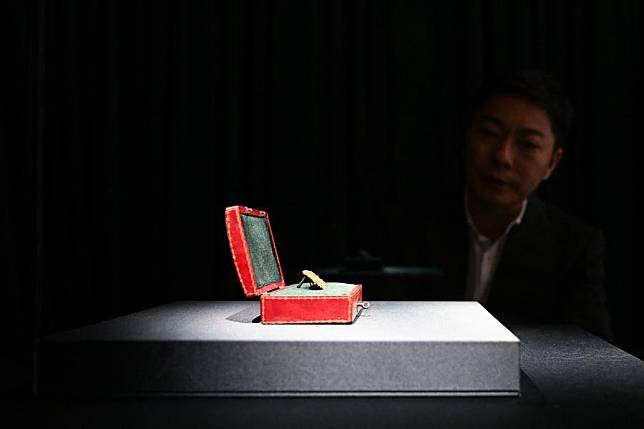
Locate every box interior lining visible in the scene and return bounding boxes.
[270,282,357,296]
[241,214,282,289]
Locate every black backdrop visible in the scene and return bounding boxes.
[4,0,644,392]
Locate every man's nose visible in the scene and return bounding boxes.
[491,138,514,168]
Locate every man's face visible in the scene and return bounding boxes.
[464,94,563,211]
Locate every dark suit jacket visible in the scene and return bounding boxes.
[384,195,613,341]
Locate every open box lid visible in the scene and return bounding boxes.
[225,205,287,297]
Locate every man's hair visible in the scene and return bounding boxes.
[466,70,574,150]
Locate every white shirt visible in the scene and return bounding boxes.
[464,197,527,304]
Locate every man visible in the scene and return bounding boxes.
[387,70,613,341]
[462,70,612,341]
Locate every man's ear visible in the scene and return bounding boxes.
[543,148,563,180]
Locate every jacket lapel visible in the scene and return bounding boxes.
[486,197,557,312]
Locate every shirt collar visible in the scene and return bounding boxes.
[464,190,528,243]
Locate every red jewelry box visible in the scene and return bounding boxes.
[225,205,364,324]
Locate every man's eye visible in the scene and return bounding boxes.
[520,140,539,150]
[478,127,499,137]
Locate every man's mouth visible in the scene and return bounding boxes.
[484,176,513,189]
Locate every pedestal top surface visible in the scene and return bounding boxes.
[46,301,519,343]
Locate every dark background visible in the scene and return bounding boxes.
[3,0,643,394]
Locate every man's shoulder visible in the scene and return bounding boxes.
[492,197,611,339]
[526,197,603,245]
